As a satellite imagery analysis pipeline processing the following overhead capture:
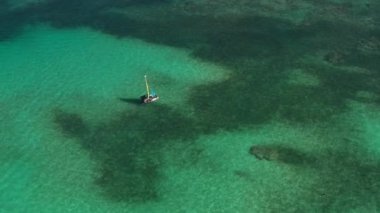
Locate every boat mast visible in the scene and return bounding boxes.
[144,75,150,97]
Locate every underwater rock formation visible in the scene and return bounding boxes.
[249,145,316,166]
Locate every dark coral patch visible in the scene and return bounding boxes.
[52,109,89,138]
[249,144,317,167]
[52,104,198,203]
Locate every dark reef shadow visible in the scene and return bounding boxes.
[52,103,200,203]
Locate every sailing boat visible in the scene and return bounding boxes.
[141,75,159,104]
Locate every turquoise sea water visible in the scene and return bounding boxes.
[1,0,380,212]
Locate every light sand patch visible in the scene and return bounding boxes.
[342,100,380,157]
[0,24,230,122]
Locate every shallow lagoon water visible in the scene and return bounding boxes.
[1,0,380,212]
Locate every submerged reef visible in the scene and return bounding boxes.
[27,0,380,211]
[52,104,200,203]
[52,109,89,138]
[249,144,316,167]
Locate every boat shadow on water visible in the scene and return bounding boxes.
[118,98,142,105]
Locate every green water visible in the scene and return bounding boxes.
[1,0,380,212]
